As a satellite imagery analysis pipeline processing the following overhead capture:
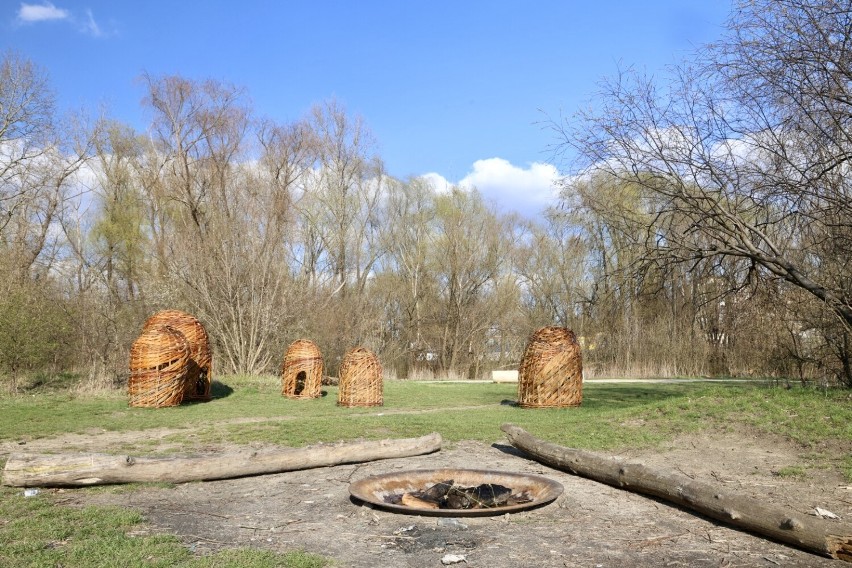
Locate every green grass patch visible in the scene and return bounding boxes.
[773,465,807,479]
[843,456,852,482]
[0,485,330,568]
[2,379,850,456]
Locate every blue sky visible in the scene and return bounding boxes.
[1,1,732,217]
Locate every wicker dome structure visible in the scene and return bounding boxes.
[517,326,583,408]
[143,310,212,401]
[128,325,191,408]
[281,339,324,399]
[337,347,383,407]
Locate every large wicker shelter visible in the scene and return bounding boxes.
[128,325,191,408]
[337,347,383,407]
[143,310,212,401]
[517,326,583,408]
[281,339,324,399]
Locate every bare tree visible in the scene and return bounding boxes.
[431,188,510,375]
[55,120,151,384]
[378,176,439,375]
[555,0,852,383]
[515,209,588,328]
[290,100,389,368]
[0,52,94,283]
[0,52,97,388]
[139,74,301,375]
[89,121,148,300]
[303,100,386,295]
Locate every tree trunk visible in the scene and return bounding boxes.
[501,424,852,562]
[2,433,442,487]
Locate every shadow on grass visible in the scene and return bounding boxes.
[495,384,695,412]
[18,372,82,393]
[579,383,696,411]
[210,380,235,399]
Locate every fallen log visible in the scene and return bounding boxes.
[2,432,442,487]
[501,423,852,562]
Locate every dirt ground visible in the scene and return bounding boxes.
[5,427,851,568]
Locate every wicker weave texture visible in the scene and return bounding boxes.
[517,326,583,408]
[281,339,324,399]
[337,347,383,407]
[143,310,212,400]
[128,325,190,408]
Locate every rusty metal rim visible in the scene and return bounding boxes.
[349,468,564,517]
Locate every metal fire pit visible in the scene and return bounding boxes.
[349,468,563,517]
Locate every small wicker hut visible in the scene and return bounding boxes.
[281,339,324,399]
[128,325,191,408]
[143,310,213,400]
[337,347,383,407]
[517,326,583,408]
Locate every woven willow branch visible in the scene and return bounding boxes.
[143,310,212,400]
[281,339,324,399]
[338,347,383,407]
[518,326,583,408]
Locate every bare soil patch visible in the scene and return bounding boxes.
[16,427,851,567]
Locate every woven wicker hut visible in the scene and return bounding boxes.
[143,310,213,400]
[517,326,583,408]
[128,325,191,408]
[281,339,324,399]
[337,347,383,407]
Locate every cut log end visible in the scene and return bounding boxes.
[828,537,852,563]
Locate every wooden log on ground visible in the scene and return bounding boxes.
[2,433,442,488]
[501,423,852,562]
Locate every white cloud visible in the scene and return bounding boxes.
[419,159,560,217]
[420,172,452,194]
[82,9,103,37]
[17,2,69,23]
[15,2,112,37]
[457,158,559,217]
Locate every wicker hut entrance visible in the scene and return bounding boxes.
[337,347,383,407]
[517,326,583,408]
[281,339,324,399]
[128,325,191,408]
[143,310,213,401]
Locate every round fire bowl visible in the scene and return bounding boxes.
[349,468,564,517]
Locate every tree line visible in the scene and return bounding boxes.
[1,0,850,389]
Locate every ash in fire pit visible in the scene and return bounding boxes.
[385,479,532,510]
[350,468,563,517]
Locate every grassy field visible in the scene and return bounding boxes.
[1,376,850,567]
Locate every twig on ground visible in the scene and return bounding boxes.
[676,467,695,480]
[185,534,227,544]
[161,507,230,519]
[627,532,689,550]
